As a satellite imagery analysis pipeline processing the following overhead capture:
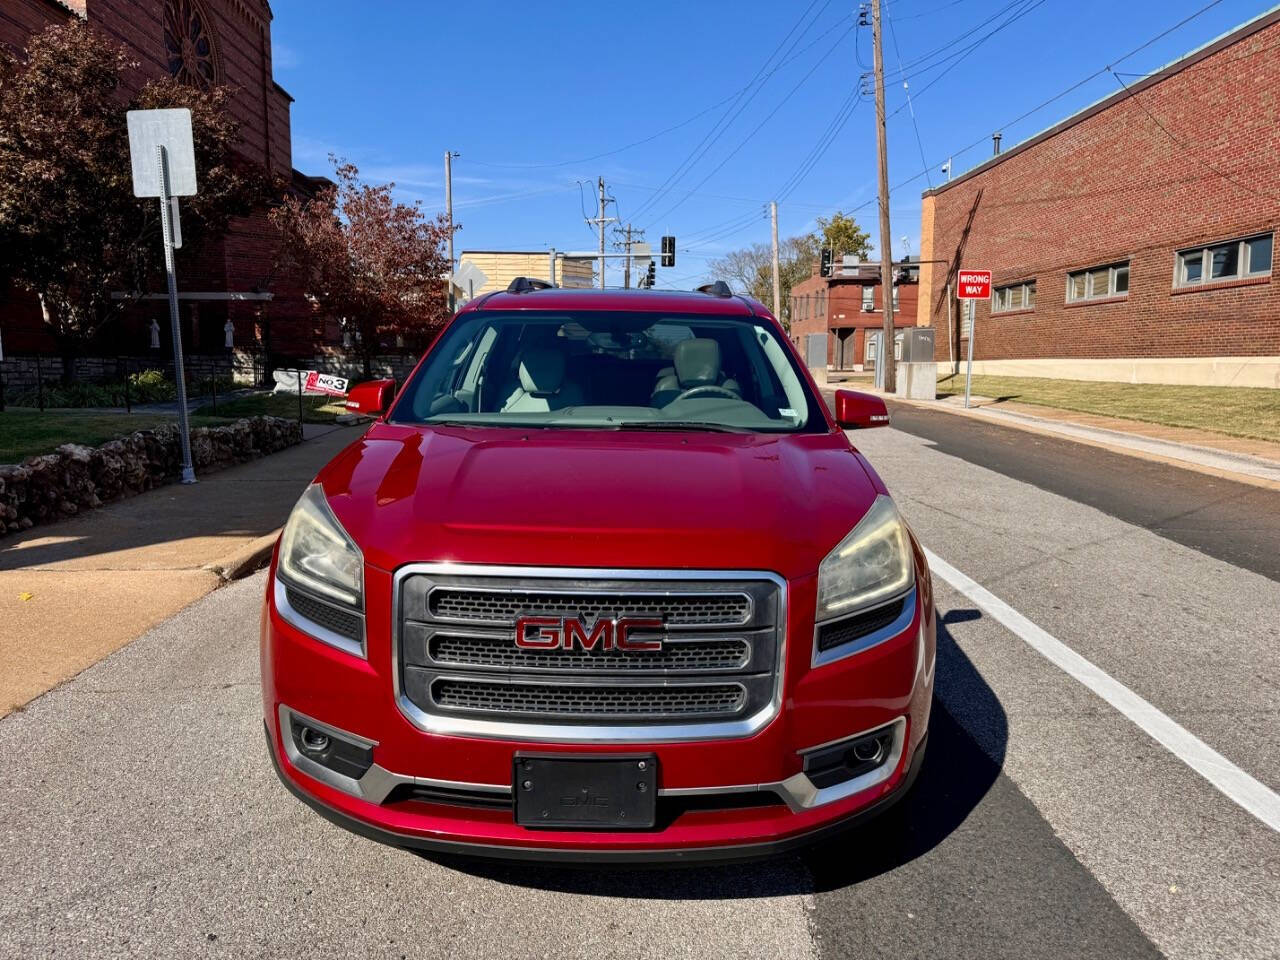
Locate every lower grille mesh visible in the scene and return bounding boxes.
[286,587,362,641]
[431,679,746,718]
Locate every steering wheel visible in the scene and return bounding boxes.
[672,384,740,403]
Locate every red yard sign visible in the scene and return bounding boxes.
[957,269,992,300]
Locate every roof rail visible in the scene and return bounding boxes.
[695,280,733,298]
[506,276,555,293]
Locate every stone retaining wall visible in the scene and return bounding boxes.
[0,415,302,535]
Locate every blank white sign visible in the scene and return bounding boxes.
[126,108,197,197]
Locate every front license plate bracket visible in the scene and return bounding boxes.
[514,753,658,830]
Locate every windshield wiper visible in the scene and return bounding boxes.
[613,421,753,434]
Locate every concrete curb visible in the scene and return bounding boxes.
[203,531,280,582]
[871,392,1280,491]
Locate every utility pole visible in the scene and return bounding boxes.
[770,201,781,318]
[445,150,459,312]
[871,0,896,394]
[597,177,607,288]
[624,224,633,289]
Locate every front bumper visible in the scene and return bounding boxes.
[260,555,935,862]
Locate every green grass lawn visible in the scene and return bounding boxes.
[0,410,231,463]
[935,374,1280,444]
[193,392,347,423]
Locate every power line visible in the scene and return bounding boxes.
[1107,67,1280,201]
[627,0,832,223]
[641,24,854,227]
[464,12,845,172]
[831,0,1232,218]
[884,0,1050,107]
[885,6,932,189]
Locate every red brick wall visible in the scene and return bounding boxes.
[920,13,1280,361]
[789,268,920,367]
[0,0,316,357]
[0,0,69,55]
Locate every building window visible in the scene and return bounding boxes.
[992,280,1036,313]
[164,0,220,90]
[1176,233,1272,287]
[861,286,874,311]
[1067,262,1129,302]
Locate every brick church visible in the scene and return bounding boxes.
[0,0,325,373]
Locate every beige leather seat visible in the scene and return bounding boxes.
[501,349,583,413]
[651,338,741,407]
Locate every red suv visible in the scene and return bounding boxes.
[261,281,934,863]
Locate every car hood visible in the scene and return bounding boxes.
[317,422,879,578]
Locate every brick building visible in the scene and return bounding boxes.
[916,9,1280,388]
[0,0,323,374]
[789,258,921,371]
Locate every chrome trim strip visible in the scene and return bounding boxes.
[777,717,906,812]
[274,576,367,659]
[279,705,907,815]
[278,705,510,805]
[391,563,787,744]
[810,587,916,668]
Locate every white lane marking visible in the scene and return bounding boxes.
[924,547,1280,834]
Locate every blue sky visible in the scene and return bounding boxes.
[270,0,1272,288]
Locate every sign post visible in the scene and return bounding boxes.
[955,269,991,410]
[127,109,198,482]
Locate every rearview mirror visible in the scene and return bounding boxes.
[345,379,396,416]
[834,389,889,430]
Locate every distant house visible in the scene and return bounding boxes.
[789,257,921,372]
[455,251,595,300]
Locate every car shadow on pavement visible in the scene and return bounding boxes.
[425,611,1008,899]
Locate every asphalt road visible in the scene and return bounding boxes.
[1,414,1277,959]
[882,399,1280,583]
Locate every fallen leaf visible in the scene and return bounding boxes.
[18,592,33,602]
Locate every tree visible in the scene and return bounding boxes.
[270,158,454,377]
[710,234,818,328]
[816,210,872,261]
[0,20,264,376]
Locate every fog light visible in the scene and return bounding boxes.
[299,726,330,753]
[803,726,896,789]
[851,738,884,764]
[287,712,375,781]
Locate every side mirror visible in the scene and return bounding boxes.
[834,389,890,430]
[344,379,396,416]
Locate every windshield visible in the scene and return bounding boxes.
[389,310,826,433]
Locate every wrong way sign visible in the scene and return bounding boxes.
[957,269,992,299]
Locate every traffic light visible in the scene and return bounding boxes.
[645,261,656,287]
[661,235,676,267]
[820,248,833,277]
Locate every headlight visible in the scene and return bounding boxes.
[278,484,363,608]
[816,495,913,621]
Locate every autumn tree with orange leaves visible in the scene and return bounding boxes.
[271,159,454,377]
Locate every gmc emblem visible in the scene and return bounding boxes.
[514,615,664,652]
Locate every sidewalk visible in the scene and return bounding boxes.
[832,384,1280,488]
[0,422,359,716]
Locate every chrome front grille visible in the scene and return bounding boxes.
[395,568,785,740]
